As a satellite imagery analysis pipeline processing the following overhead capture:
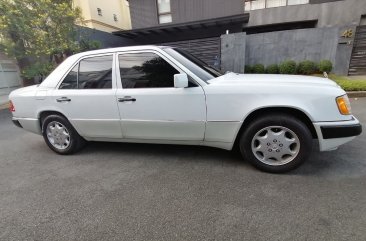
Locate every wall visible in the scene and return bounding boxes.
[77,26,135,48]
[0,52,21,99]
[246,28,338,67]
[221,33,246,73]
[129,0,159,28]
[247,0,366,28]
[171,0,243,24]
[221,26,354,75]
[129,0,243,29]
[74,0,131,32]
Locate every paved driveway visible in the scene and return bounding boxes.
[0,98,365,241]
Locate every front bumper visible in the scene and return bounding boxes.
[314,116,362,151]
[321,124,362,139]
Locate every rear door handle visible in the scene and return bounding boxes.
[56,97,71,102]
[118,97,136,102]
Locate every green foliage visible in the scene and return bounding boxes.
[79,39,101,52]
[318,60,333,73]
[252,64,265,74]
[279,60,297,75]
[244,65,253,73]
[297,60,317,75]
[0,0,101,81]
[22,62,55,79]
[266,64,279,74]
[323,74,366,91]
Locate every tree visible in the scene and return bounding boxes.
[0,0,100,85]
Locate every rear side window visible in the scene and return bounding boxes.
[59,65,78,89]
[59,55,113,89]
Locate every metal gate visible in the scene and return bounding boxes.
[348,25,366,76]
[163,37,221,67]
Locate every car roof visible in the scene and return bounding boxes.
[72,45,169,58]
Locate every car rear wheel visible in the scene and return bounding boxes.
[42,115,86,154]
[239,113,312,173]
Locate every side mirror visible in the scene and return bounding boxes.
[174,73,189,88]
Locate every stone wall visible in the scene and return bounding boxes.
[221,26,355,75]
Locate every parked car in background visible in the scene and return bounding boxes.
[9,46,362,173]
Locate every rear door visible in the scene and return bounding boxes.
[115,50,206,141]
[51,53,123,139]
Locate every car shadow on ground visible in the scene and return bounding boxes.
[71,140,358,177]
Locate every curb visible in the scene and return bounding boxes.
[347,91,366,98]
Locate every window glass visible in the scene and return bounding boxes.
[78,55,113,89]
[119,52,179,89]
[266,0,286,8]
[159,14,172,24]
[164,48,222,82]
[251,0,265,10]
[157,0,172,24]
[157,0,170,13]
[59,65,78,89]
[288,0,309,5]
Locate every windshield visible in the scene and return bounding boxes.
[164,47,222,82]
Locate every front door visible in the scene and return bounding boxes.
[115,50,206,141]
[52,54,123,139]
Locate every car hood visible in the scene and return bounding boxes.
[208,73,339,88]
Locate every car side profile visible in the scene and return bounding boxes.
[9,46,362,173]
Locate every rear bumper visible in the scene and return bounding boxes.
[12,117,23,128]
[314,116,362,151]
[12,117,41,135]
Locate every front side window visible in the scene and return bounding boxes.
[164,48,222,82]
[59,55,113,89]
[119,52,179,89]
[157,0,172,24]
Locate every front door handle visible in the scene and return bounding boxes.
[56,97,71,102]
[118,97,136,102]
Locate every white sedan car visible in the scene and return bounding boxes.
[9,46,362,173]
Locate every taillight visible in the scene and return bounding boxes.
[9,100,15,112]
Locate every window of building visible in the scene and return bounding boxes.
[244,0,309,11]
[97,8,102,16]
[157,0,172,24]
[287,0,309,5]
[113,14,118,21]
[119,52,179,88]
[59,55,113,89]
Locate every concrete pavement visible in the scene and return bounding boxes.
[0,98,365,241]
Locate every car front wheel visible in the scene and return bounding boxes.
[239,113,313,173]
[42,115,86,154]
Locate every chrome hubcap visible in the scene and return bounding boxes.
[46,121,70,150]
[251,126,300,166]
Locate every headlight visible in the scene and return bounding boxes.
[336,95,351,115]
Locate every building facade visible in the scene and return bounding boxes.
[115,0,366,75]
[73,0,132,32]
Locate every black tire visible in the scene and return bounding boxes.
[239,113,312,173]
[41,114,86,154]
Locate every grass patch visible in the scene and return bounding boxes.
[314,74,366,91]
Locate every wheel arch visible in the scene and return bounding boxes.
[38,110,69,132]
[233,107,318,149]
